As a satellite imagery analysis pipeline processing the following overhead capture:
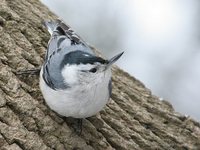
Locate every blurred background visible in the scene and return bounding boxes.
[41,0,200,121]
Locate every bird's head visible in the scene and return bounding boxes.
[60,51,124,86]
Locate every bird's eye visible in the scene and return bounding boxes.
[89,68,97,73]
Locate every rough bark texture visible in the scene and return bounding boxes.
[0,0,200,150]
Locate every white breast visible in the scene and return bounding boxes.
[39,67,111,118]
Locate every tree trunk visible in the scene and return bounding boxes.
[0,0,200,149]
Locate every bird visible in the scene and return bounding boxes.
[39,19,124,132]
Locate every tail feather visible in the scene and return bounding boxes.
[43,19,87,46]
[43,20,57,35]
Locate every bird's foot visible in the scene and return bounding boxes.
[15,68,41,76]
[66,118,83,136]
[75,118,83,135]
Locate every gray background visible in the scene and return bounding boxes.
[41,0,200,121]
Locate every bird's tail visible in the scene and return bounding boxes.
[43,19,88,46]
[43,19,70,36]
[43,20,57,35]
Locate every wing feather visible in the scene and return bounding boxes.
[42,19,93,90]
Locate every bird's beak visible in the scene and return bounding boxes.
[105,52,124,70]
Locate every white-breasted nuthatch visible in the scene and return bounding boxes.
[40,19,123,124]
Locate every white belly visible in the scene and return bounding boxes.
[39,68,111,118]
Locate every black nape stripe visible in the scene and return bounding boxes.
[60,51,107,69]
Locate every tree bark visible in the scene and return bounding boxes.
[0,0,200,149]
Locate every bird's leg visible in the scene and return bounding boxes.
[15,68,41,76]
[75,118,83,135]
[65,117,83,135]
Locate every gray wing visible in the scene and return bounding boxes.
[42,19,94,90]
